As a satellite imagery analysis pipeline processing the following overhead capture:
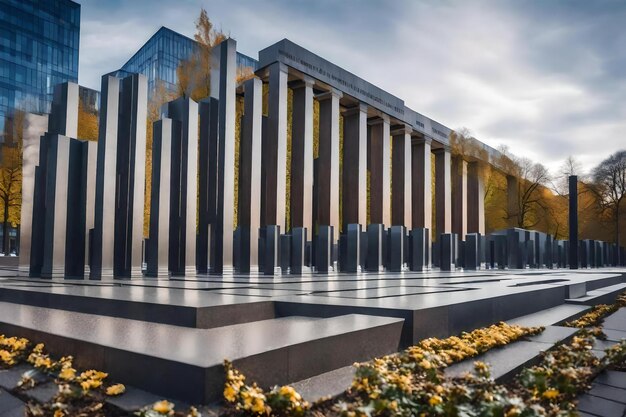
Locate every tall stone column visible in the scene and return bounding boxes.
[506,175,519,228]
[434,147,452,236]
[147,119,173,278]
[238,78,263,273]
[315,89,342,236]
[467,161,485,235]
[82,140,97,276]
[113,74,147,278]
[290,78,314,234]
[411,137,432,230]
[19,113,48,276]
[391,126,412,227]
[342,103,368,229]
[452,156,468,238]
[39,134,71,278]
[262,62,288,231]
[367,116,390,227]
[92,75,120,279]
[197,97,219,273]
[210,38,237,273]
[569,175,579,269]
[162,98,198,275]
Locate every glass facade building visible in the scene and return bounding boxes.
[111,27,258,98]
[0,0,80,142]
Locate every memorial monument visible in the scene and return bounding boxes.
[20,38,626,279]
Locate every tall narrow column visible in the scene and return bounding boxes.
[391,126,412,228]
[19,113,48,276]
[368,116,390,227]
[411,137,432,230]
[82,140,97,276]
[147,119,173,278]
[315,89,342,236]
[467,161,485,235]
[342,103,368,229]
[506,175,519,228]
[210,38,237,273]
[92,75,120,279]
[452,156,468,238]
[238,78,263,273]
[163,98,199,275]
[569,175,579,269]
[290,78,314,235]
[40,134,70,278]
[434,147,452,236]
[262,62,288,231]
[197,97,219,273]
[113,74,147,278]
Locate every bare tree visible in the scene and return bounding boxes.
[591,150,626,262]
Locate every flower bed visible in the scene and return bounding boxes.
[565,292,626,328]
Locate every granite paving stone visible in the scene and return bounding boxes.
[106,385,188,413]
[596,371,626,389]
[0,364,32,390]
[577,393,626,417]
[24,381,58,404]
[0,389,24,414]
[589,383,626,404]
[507,304,590,328]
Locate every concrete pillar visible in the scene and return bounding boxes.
[569,175,579,269]
[411,137,432,232]
[366,224,384,272]
[506,175,519,227]
[263,62,288,231]
[82,141,97,277]
[146,119,173,278]
[197,98,218,273]
[39,134,70,278]
[19,113,48,276]
[467,161,485,235]
[290,78,314,235]
[342,104,368,229]
[113,74,147,278]
[367,116,390,227]
[162,98,198,276]
[315,90,342,237]
[434,147,452,237]
[452,157,468,238]
[210,38,237,273]
[391,126,412,228]
[238,78,263,273]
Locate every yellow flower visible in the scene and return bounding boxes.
[429,395,443,406]
[251,397,266,414]
[505,407,521,417]
[187,406,200,417]
[58,367,76,381]
[153,400,175,415]
[542,388,559,400]
[224,384,238,402]
[54,410,65,417]
[106,383,126,396]
[419,359,432,369]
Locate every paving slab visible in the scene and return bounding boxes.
[596,371,626,389]
[589,383,626,404]
[577,393,626,417]
[106,385,188,413]
[507,304,590,328]
[603,329,626,343]
[24,380,58,403]
[0,364,31,390]
[290,365,356,402]
[0,389,24,414]
[603,309,626,332]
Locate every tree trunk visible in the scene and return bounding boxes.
[617,201,621,265]
[3,198,9,256]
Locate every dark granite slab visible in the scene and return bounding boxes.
[589,383,626,404]
[0,389,23,414]
[577,393,626,417]
[596,371,626,389]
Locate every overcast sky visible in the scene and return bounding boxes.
[77,0,626,174]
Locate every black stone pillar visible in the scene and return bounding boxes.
[569,175,579,269]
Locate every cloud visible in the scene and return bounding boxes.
[75,0,626,174]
